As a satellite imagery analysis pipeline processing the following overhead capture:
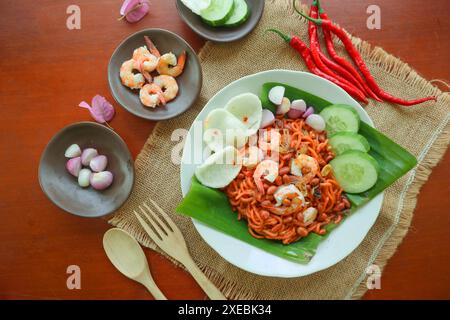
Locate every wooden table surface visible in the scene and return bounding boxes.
[0,0,448,300]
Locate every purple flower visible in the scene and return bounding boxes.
[79,95,115,125]
[119,0,150,23]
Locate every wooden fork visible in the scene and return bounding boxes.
[134,199,226,300]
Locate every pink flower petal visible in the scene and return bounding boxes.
[79,95,115,124]
[120,0,135,15]
[78,101,91,110]
[119,0,150,23]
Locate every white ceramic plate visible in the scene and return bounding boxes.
[180,70,383,278]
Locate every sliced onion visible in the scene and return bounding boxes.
[302,106,315,118]
[305,114,326,132]
[260,109,275,128]
[268,86,285,105]
[276,97,290,115]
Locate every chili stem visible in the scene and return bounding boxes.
[265,28,291,43]
[267,28,368,103]
[307,3,369,98]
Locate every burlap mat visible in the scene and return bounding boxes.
[110,0,450,299]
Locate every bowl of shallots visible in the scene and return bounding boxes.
[38,122,134,217]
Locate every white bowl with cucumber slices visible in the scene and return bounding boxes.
[180,70,384,278]
[176,0,265,42]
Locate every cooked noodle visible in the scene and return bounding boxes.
[224,117,350,244]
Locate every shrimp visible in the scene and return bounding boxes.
[273,184,304,207]
[120,59,145,89]
[139,83,166,108]
[260,205,288,216]
[290,154,319,183]
[240,146,264,169]
[262,196,304,215]
[132,46,151,60]
[153,75,179,102]
[253,159,279,194]
[144,36,161,57]
[156,51,186,78]
[263,185,306,215]
[139,57,158,83]
[303,207,318,226]
[132,46,159,82]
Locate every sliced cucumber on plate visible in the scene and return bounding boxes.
[330,150,379,194]
[200,0,235,27]
[180,0,211,15]
[319,104,360,136]
[329,132,370,155]
[224,0,250,27]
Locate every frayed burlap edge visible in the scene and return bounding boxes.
[109,0,450,300]
[350,123,449,299]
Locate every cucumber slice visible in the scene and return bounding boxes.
[319,104,360,136]
[200,0,234,27]
[329,132,370,155]
[224,0,250,27]
[330,150,379,194]
[180,0,211,15]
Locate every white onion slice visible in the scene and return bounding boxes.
[291,99,307,112]
[268,86,285,105]
[260,109,275,128]
[305,114,326,132]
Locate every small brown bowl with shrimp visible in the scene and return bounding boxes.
[108,28,202,120]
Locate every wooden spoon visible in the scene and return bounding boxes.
[103,228,167,300]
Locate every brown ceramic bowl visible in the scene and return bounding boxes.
[38,122,134,218]
[108,28,202,120]
[175,0,264,43]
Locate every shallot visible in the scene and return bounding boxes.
[268,86,285,105]
[276,97,291,115]
[64,144,81,158]
[305,114,326,132]
[260,109,275,128]
[302,106,315,119]
[66,157,82,177]
[90,155,108,172]
[78,168,92,187]
[90,171,114,190]
[291,99,307,113]
[287,108,303,119]
[81,148,98,166]
[64,144,114,191]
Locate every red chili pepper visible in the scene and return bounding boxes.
[294,1,436,106]
[315,0,382,102]
[267,29,368,104]
[308,1,369,99]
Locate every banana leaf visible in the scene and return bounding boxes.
[177,176,338,263]
[175,83,417,264]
